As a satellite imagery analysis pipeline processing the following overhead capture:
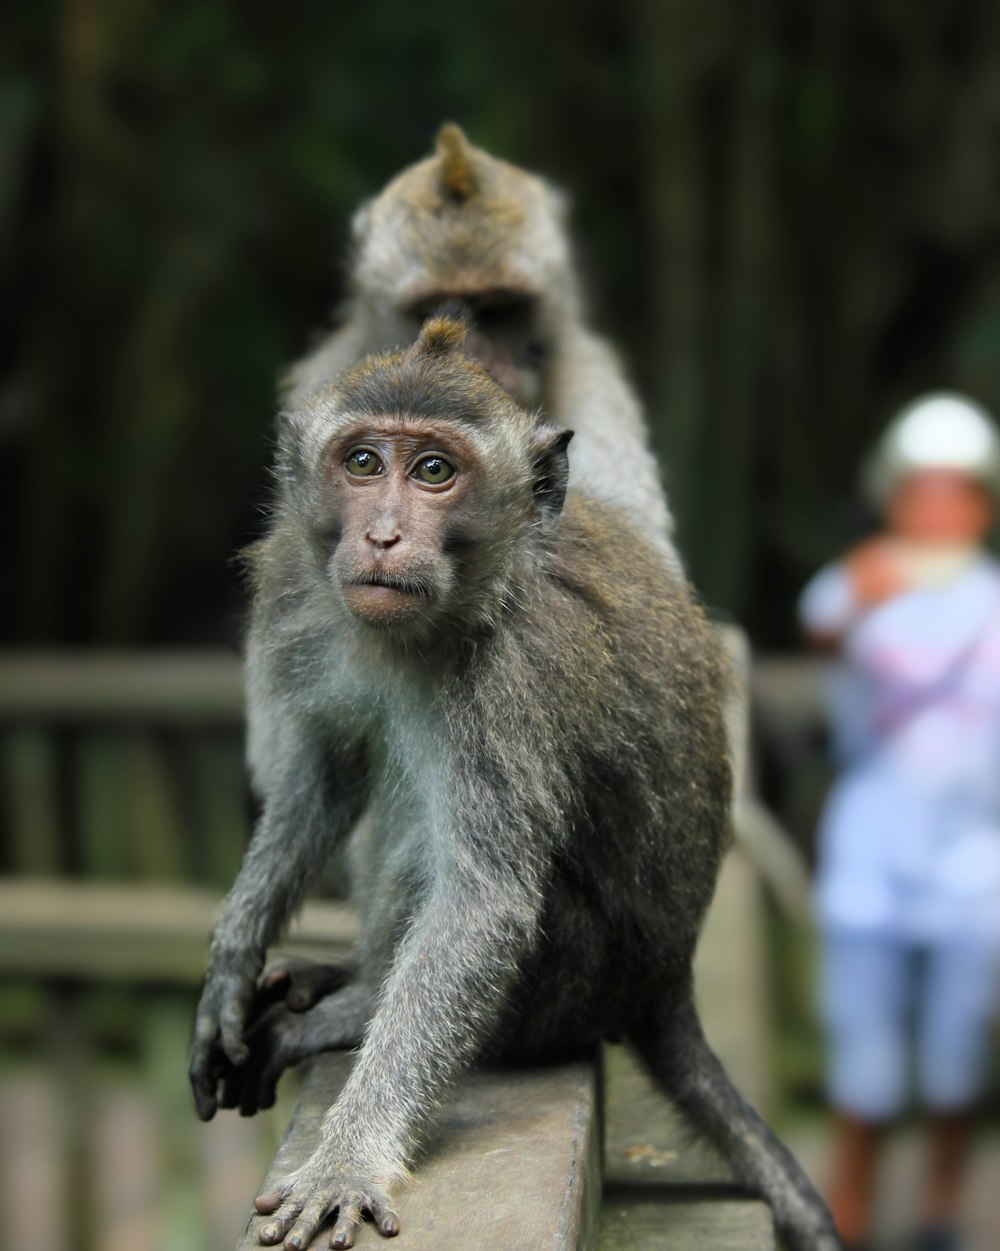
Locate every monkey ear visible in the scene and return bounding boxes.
[531,427,574,528]
[545,184,571,227]
[350,199,374,246]
[274,409,307,487]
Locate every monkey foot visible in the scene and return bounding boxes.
[254,1169,399,1249]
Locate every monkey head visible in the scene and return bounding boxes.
[347,125,582,407]
[278,316,573,639]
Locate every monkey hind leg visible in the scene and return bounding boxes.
[630,993,841,1251]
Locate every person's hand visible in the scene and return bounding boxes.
[844,537,909,609]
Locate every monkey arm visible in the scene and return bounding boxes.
[189,727,369,1121]
[250,857,545,1249]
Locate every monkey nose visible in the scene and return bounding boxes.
[365,528,401,549]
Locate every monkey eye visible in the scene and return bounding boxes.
[345,449,383,477]
[413,456,455,486]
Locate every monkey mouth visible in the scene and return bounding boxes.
[340,569,437,628]
[344,570,433,597]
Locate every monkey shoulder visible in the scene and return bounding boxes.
[464,492,727,773]
[549,495,720,671]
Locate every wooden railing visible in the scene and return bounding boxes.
[0,642,807,1250]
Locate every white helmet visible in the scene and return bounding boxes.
[864,391,1000,502]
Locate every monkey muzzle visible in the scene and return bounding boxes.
[339,570,436,629]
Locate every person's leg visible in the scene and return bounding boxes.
[922,1109,975,1234]
[916,939,1000,1235]
[820,927,914,1246]
[825,1112,886,1247]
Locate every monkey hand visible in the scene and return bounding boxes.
[221,980,373,1118]
[255,955,353,1014]
[188,947,263,1120]
[214,1000,314,1117]
[254,1156,400,1249]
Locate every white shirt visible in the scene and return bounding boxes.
[799,552,1000,943]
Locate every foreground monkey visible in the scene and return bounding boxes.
[286,123,674,555]
[189,319,838,1250]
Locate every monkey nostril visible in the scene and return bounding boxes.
[367,530,401,548]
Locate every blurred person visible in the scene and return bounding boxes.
[799,394,1000,1251]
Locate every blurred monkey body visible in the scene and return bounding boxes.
[286,124,674,554]
[189,321,838,1250]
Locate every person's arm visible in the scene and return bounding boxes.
[799,540,908,651]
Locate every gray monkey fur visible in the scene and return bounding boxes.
[189,324,840,1251]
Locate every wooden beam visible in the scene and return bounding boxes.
[0,880,357,983]
[0,652,243,724]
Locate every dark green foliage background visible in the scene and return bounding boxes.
[4,1,1000,647]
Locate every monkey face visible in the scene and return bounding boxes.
[283,317,574,640]
[402,291,548,409]
[320,421,495,633]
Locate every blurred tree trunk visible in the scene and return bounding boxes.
[631,0,721,567]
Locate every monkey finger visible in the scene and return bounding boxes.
[239,1064,276,1118]
[256,965,292,996]
[219,1001,250,1066]
[287,962,351,1012]
[329,1203,362,1249]
[220,1064,246,1111]
[246,1060,283,1115]
[191,1082,218,1122]
[254,1184,292,1216]
[283,1197,334,1250]
[368,1199,399,1239]
[255,1192,304,1245]
[188,1046,221,1121]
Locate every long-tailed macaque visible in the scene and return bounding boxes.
[189,319,838,1251]
[286,124,674,555]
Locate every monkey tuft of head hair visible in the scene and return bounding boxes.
[435,122,479,201]
[415,314,468,358]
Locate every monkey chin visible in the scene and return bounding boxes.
[339,582,432,630]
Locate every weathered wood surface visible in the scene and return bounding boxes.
[0,881,357,981]
[598,1189,774,1251]
[238,1052,601,1251]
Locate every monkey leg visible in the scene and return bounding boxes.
[630,992,842,1251]
[220,982,374,1117]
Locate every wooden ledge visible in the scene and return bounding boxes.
[237,1052,601,1250]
